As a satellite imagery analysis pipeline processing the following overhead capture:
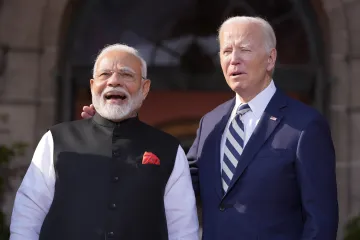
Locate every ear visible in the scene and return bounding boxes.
[266,48,277,72]
[141,79,151,99]
[90,79,94,91]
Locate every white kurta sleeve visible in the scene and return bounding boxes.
[9,131,55,240]
[164,145,199,240]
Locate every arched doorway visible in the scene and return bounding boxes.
[57,0,328,148]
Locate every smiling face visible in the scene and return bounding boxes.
[219,20,276,102]
[90,49,150,121]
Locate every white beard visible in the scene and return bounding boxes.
[92,86,144,121]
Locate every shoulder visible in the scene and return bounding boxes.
[51,118,91,129]
[284,95,328,130]
[49,118,93,135]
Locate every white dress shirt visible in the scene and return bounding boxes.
[10,131,199,240]
[220,80,276,169]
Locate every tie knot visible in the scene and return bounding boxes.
[237,104,251,116]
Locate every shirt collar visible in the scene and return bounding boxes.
[235,80,277,118]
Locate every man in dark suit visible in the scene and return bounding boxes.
[81,16,338,240]
[187,16,338,239]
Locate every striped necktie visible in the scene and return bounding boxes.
[222,103,251,193]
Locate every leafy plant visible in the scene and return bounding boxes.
[344,215,360,240]
[0,142,27,239]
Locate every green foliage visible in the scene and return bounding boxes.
[0,142,27,239]
[344,215,360,240]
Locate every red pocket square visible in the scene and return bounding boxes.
[142,152,160,165]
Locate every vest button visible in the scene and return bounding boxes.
[112,176,119,182]
[107,231,114,238]
[110,203,117,209]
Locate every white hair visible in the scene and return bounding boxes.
[218,16,277,53]
[93,43,147,79]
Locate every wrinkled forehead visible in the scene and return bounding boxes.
[96,51,141,73]
[219,22,264,49]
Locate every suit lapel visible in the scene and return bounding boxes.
[223,90,287,198]
[211,98,235,199]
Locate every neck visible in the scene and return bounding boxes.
[236,77,271,103]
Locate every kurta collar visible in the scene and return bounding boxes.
[93,112,139,128]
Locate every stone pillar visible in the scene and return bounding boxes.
[0,49,42,223]
[323,0,360,239]
[346,0,360,221]
[0,0,67,223]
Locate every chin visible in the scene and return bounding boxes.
[95,103,131,120]
[102,109,131,121]
[230,82,248,92]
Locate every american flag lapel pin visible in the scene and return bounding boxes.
[270,116,277,121]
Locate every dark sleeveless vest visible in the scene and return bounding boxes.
[39,113,179,240]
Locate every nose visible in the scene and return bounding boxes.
[230,50,242,65]
[107,72,124,87]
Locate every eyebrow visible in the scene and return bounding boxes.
[118,67,146,79]
[118,66,136,74]
[240,42,251,48]
[222,42,251,50]
[99,66,135,72]
[97,66,146,79]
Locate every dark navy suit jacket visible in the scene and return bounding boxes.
[188,89,338,240]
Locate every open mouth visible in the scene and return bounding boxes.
[104,92,127,101]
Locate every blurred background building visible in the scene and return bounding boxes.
[0,0,359,239]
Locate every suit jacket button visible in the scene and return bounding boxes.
[112,176,119,182]
[219,205,225,211]
[107,231,114,238]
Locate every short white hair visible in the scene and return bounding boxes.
[218,16,277,53]
[93,43,147,79]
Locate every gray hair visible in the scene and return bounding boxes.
[93,43,147,79]
[218,16,277,53]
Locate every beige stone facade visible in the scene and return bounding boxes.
[0,0,359,239]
